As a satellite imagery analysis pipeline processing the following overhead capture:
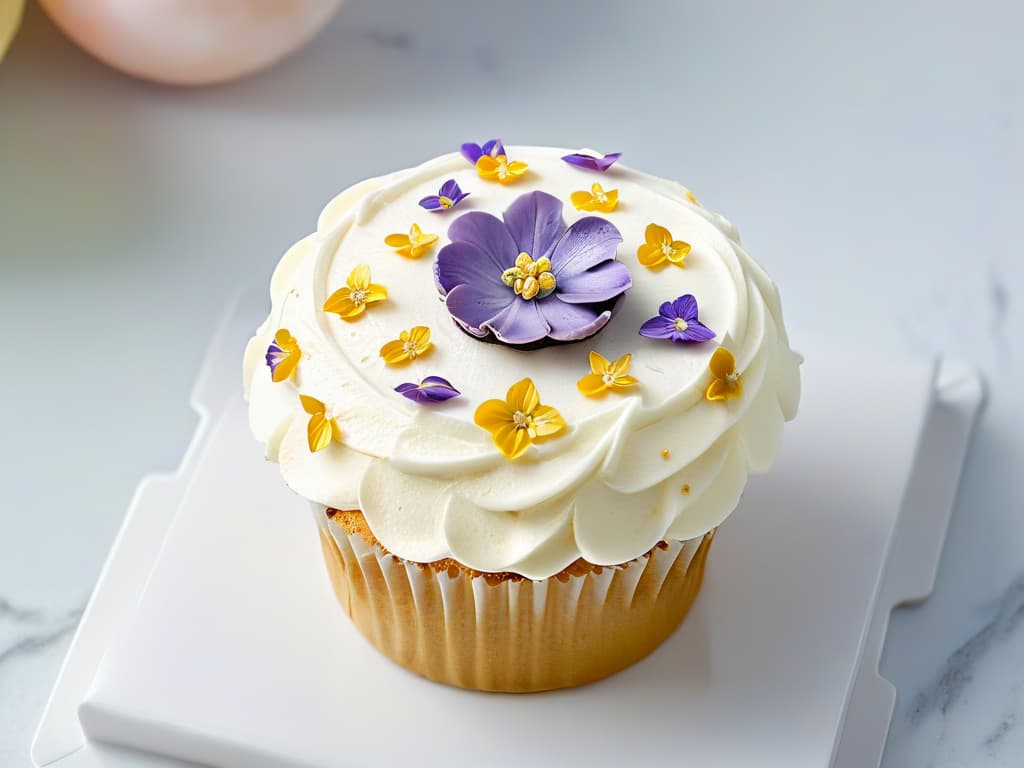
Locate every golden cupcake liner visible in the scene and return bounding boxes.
[315,508,714,693]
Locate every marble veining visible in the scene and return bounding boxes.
[0,596,84,670]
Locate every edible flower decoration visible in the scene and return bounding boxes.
[706,347,742,402]
[460,138,505,164]
[475,149,528,185]
[384,223,438,258]
[639,294,715,343]
[570,182,619,213]
[395,375,461,404]
[323,264,387,320]
[637,223,691,269]
[265,329,301,382]
[379,326,433,365]
[300,395,343,453]
[577,351,639,397]
[474,377,566,460]
[435,191,630,347]
[419,179,470,212]
[561,150,622,173]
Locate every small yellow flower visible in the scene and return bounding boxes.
[267,329,301,383]
[706,347,742,402]
[474,378,567,460]
[570,183,619,213]
[577,351,639,397]
[476,153,528,184]
[323,264,387,320]
[300,394,343,453]
[384,223,439,259]
[637,223,691,269]
[379,326,433,365]
[685,189,701,206]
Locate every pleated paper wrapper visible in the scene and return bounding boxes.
[315,506,715,692]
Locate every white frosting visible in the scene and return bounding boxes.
[243,147,801,579]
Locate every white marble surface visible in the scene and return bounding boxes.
[0,1,1020,765]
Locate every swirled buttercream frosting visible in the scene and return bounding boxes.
[243,146,801,579]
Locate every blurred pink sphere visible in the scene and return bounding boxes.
[39,0,343,86]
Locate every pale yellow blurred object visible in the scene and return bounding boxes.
[38,0,343,86]
[0,0,25,61]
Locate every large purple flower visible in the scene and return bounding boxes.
[434,191,630,347]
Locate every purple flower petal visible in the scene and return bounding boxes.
[439,179,462,200]
[681,319,716,343]
[445,211,518,273]
[502,191,565,261]
[419,195,443,210]
[435,241,507,294]
[396,376,461,404]
[445,282,513,332]
[639,316,678,340]
[672,294,699,322]
[485,297,550,345]
[657,300,677,320]
[561,151,622,172]
[556,260,632,304]
[265,341,285,372]
[481,138,505,158]
[537,299,612,341]
[549,216,623,278]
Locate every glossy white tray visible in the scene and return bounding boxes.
[32,294,982,768]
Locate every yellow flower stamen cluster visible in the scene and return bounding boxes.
[379,326,433,366]
[476,153,528,184]
[323,264,387,320]
[637,223,691,269]
[570,182,619,213]
[501,252,556,301]
[577,351,639,398]
[474,378,566,460]
[706,347,743,402]
[384,223,438,259]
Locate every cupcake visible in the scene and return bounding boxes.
[243,143,801,692]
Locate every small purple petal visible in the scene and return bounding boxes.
[671,294,699,322]
[265,342,284,372]
[503,191,565,261]
[485,297,550,345]
[639,316,678,340]
[481,138,505,157]
[396,376,461,404]
[681,319,716,343]
[440,178,462,200]
[561,151,622,172]
[657,300,677,320]
[436,241,508,294]
[549,216,623,278]
[556,260,632,304]
[460,143,484,164]
[419,195,443,211]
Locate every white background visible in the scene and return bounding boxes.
[1,1,1022,765]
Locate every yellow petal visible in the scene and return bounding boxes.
[272,350,300,382]
[380,339,410,365]
[506,377,540,415]
[323,291,362,319]
[491,422,532,460]
[570,190,596,211]
[275,328,297,349]
[503,160,528,181]
[474,398,514,432]
[300,394,326,415]
[384,233,411,248]
[408,223,423,239]
[645,223,672,246]
[598,188,619,212]
[612,374,639,389]
[705,379,733,402]
[408,325,431,347]
[709,347,736,380]
[577,373,609,398]
[610,353,632,376]
[330,418,344,443]
[363,284,389,304]
[668,241,691,265]
[476,155,499,177]
[686,189,700,205]
[347,263,371,290]
[531,405,566,440]
[588,350,611,375]
[637,242,666,268]
[307,413,334,453]
[591,182,605,195]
